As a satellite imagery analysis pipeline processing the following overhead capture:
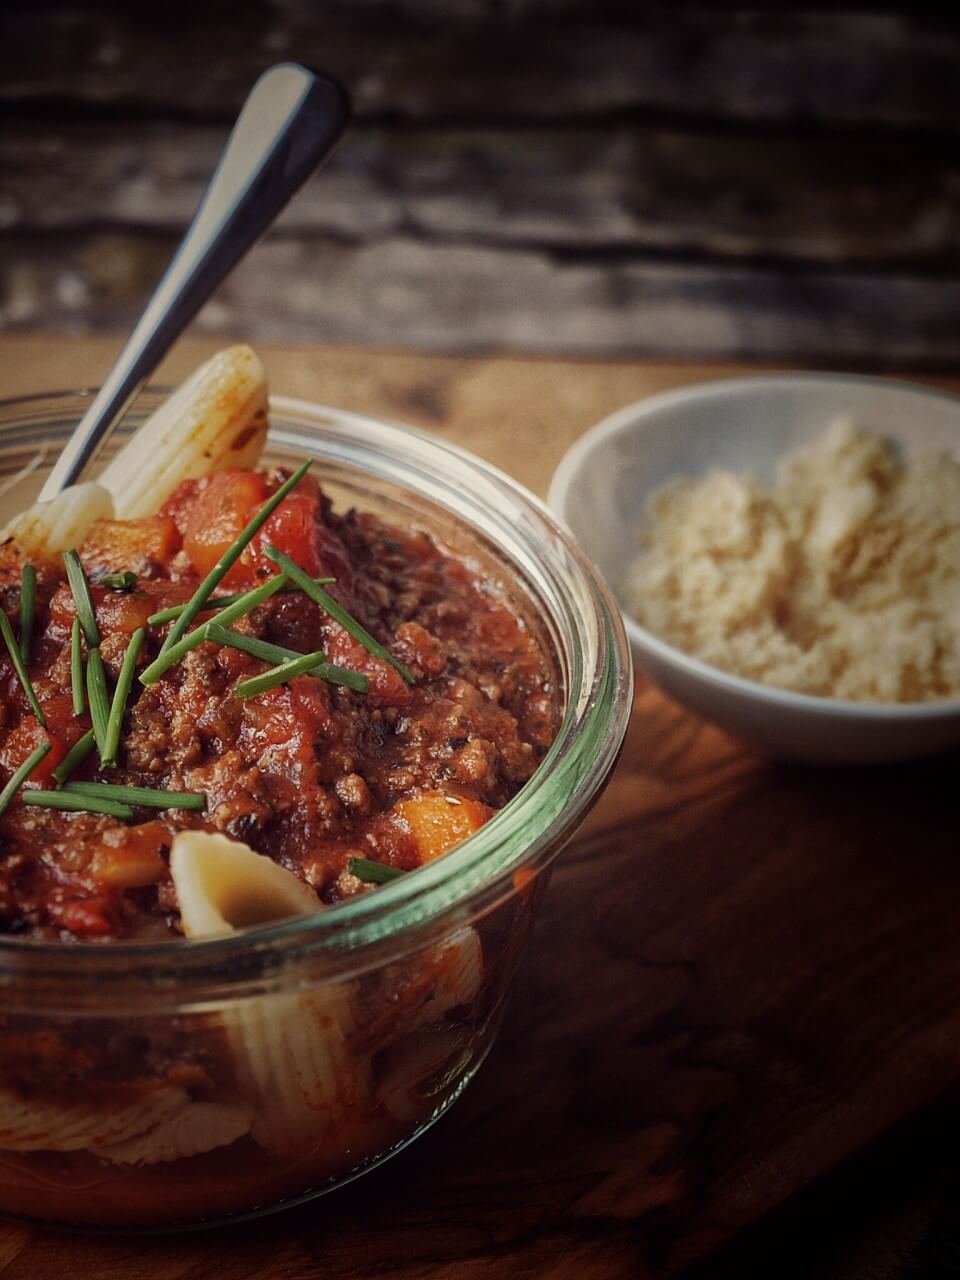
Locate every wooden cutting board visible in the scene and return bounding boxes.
[1,338,959,1277]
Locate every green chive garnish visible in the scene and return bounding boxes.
[19,565,36,663]
[347,857,405,884]
[63,782,205,811]
[0,608,46,727]
[314,662,371,693]
[63,550,99,647]
[101,628,144,767]
[158,460,312,657]
[86,648,111,757]
[233,648,329,700]
[70,617,85,716]
[204,624,370,693]
[147,575,336,627]
[23,790,133,820]
[0,741,52,817]
[204,623,308,666]
[139,575,291,686]
[51,730,96,786]
[265,546,415,684]
[97,571,138,592]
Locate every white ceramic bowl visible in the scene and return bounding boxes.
[548,373,960,765]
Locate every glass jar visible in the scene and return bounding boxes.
[0,390,632,1229]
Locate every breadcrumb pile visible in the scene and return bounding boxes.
[623,419,960,702]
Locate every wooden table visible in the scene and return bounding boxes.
[2,336,960,1279]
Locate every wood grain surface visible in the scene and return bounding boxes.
[3,3,960,366]
[1,337,960,1278]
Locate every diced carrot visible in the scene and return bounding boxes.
[81,516,180,571]
[394,793,495,863]
[91,824,169,890]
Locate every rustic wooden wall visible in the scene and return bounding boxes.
[1,2,959,367]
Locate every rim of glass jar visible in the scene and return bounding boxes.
[0,389,632,982]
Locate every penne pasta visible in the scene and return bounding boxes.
[169,830,366,1155]
[98,1099,254,1167]
[0,481,114,561]
[98,344,268,520]
[377,1028,473,1127]
[0,1083,186,1153]
[226,986,364,1155]
[410,928,484,1029]
[170,830,319,938]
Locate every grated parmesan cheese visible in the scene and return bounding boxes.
[623,419,960,702]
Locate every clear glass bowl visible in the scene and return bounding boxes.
[0,390,632,1230]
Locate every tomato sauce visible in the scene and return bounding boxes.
[0,468,556,943]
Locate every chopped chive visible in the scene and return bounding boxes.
[233,648,329,700]
[265,546,415,685]
[204,624,370,693]
[0,608,46,727]
[101,628,144,767]
[86,648,111,757]
[23,790,134,820]
[19,565,36,663]
[147,575,335,627]
[204,624,318,667]
[314,662,370,693]
[158,459,312,657]
[70,618,85,716]
[51,730,96,786]
[0,741,52,817]
[63,782,205,811]
[139,574,291,686]
[63,550,99,647]
[347,856,405,884]
[97,571,138,592]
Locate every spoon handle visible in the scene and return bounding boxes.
[39,63,349,501]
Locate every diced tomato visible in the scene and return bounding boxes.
[181,471,268,585]
[159,477,203,533]
[94,589,159,636]
[394,792,495,863]
[37,692,79,741]
[322,626,414,707]
[253,492,323,577]
[80,516,180,572]
[0,717,66,785]
[48,581,156,641]
[171,468,354,592]
[48,896,114,939]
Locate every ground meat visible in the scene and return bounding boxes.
[0,470,558,942]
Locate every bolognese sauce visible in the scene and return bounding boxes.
[0,466,556,943]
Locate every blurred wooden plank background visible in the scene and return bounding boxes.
[1,2,959,367]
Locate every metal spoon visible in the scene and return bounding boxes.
[39,62,349,501]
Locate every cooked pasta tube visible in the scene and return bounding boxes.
[170,830,318,937]
[0,1083,187,1153]
[409,928,484,1029]
[374,929,483,1125]
[169,831,366,1156]
[377,1028,473,1126]
[0,481,114,560]
[226,985,364,1154]
[97,1099,254,1166]
[98,344,268,520]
